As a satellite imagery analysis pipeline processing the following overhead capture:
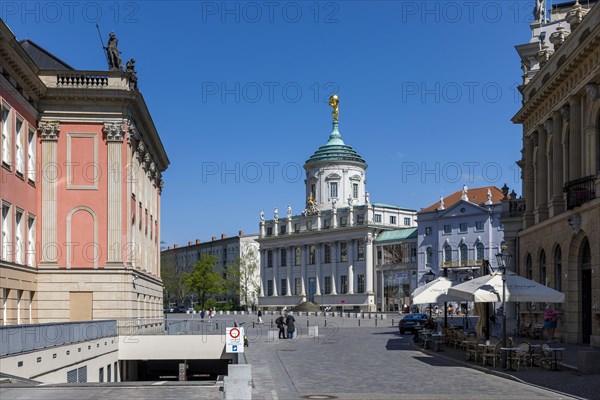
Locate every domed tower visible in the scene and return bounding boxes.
[304,95,368,212]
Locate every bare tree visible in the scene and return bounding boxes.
[227,244,261,311]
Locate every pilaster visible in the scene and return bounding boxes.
[38,122,60,266]
[331,241,337,295]
[523,136,535,228]
[568,95,581,181]
[535,124,549,223]
[315,244,321,296]
[550,111,565,216]
[104,122,126,266]
[286,246,292,296]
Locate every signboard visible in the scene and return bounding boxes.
[226,327,245,353]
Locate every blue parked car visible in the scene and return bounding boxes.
[398,313,428,334]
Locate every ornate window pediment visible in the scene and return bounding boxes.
[349,174,362,181]
[325,173,341,181]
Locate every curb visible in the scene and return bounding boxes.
[412,342,586,400]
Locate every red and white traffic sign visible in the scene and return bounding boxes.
[226,327,244,353]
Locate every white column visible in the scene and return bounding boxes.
[331,241,337,295]
[380,270,385,311]
[315,244,321,296]
[104,123,125,265]
[366,233,374,294]
[286,246,292,296]
[39,122,60,265]
[347,240,354,294]
[301,245,307,296]
[272,248,279,296]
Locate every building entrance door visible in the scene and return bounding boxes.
[308,277,316,303]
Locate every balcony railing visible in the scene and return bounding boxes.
[442,259,484,268]
[504,198,526,218]
[564,175,597,210]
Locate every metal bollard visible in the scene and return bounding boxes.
[375,318,378,327]
[271,320,273,328]
[392,319,394,326]
[253,321,255,328]
[358,319,361,327]
[307,320,309,328]
[325,319,327,327]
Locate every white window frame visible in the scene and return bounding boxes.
[374,214,382,223]
[404,217,410,226]
[389,216,397,224]
[16,290,22,324]
[15,116,24,175]
[330,181,338,198]
[27,215,36,267]
[443,224,452,234]
[2,203,11,261]
[28,127,36,182]
[459,222,468,233]
[15,209,24,264]
[352,183,358,199]
[1,104,11,167]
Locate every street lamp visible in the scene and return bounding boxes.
[496,248,512,370]
[423,269,436,318]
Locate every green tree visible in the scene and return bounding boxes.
[227,244,261,311]
[184,254,226,309]
[161,256,189,307]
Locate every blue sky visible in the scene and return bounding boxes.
[4,1,535,246]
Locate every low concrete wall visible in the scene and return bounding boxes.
[224,364,252,400]
[578,351,600,374]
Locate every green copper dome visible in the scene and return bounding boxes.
[305,122,367,166]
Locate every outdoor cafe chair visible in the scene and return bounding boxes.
[466,338,485,362]
[539,343,553,370]
[482,342,502,367]
[509,342,530,371]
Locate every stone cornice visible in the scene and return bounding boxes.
[38,121,60,140]
[513,5,600,132]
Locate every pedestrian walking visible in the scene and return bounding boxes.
[257,310,263,325]
[285,313,296,339]
[200,309,205,322]
[208,308,213,322]
[276,314,286,339]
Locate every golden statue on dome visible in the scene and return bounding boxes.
[329,94,339,122]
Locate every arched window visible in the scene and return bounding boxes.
[476,242,485,261]
[444,245,452,262]
[460,244,468,266]
[554,246,562,292]
[525,254,532,280]
[539,250,547,285]
[426,247,433,264]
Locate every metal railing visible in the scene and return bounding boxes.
[564,175,597,210]
[442,260,484,268]
[0,320,116,357]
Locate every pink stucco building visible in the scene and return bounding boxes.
[0,20,169,324]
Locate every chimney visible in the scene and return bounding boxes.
[188,241,193,246]
[212,236,217,241]
[196,239,201,245]
[221,233,227,240]
[174,244,178,248]
[238,230,244,237]
[167,246,172,250]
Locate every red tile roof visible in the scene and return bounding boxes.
[419,186,506,214]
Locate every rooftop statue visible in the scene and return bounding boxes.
[534,0,547,24]
[126,58,138,90]
[105,32,123,71]
[329,94,339,122]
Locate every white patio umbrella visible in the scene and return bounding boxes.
[447,271,565,303]
[411,277,464,305]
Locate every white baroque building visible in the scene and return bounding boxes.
[257,99,417,311]
[417,186,507,283]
